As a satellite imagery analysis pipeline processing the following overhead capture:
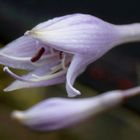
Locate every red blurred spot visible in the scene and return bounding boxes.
[89,66,107,80]
[117,78,134,89]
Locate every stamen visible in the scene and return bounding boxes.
[59,51,63,59]
[4,66,67,83]
[0,53,30,61]
[58,51,66,69]
[32,64,65,79]
[31,69,67,81]
[51,64,62,73]
[50,48,55,54]
[61,54,66,70]
[3,67,32,82]
[31,74,41,79]
[31,47,45,62]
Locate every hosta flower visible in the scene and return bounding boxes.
[1,13,140,97]
[11,86,140,131]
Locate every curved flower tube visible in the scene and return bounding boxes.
[11,86,140,131]
[1,13,140,97]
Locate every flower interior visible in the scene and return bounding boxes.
[3,44,72,83]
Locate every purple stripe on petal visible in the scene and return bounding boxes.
[29,14,119,56]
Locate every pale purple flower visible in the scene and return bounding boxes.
[1,13,140,97]
[11,86,140,131]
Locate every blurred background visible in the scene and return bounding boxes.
[0,0,140,139]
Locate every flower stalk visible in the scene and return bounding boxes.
[116,23,140,44]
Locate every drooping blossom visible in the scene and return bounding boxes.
[11,86,140,131]
[1,13,140,97]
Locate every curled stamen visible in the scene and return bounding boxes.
[31,69,67,82]
[3,67,32,82]
[4,66,67,83]
[31,47,45,62]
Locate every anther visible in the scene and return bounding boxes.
[31,47,45,62]
[59,51,63,59]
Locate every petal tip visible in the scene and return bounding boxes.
[67,88,81,97]
[11,111,25,123]
[4,87,12,92]
[4,84,19,92]
[24,30,30,36]
[24,30,34,36]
